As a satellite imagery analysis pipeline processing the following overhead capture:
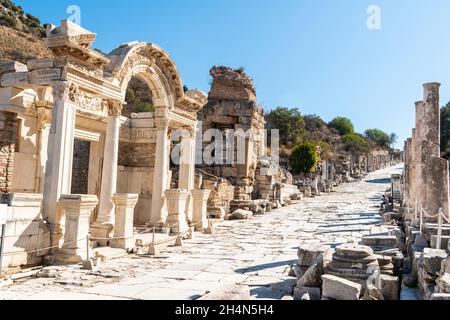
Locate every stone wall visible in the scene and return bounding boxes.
[0,111,17,193]
[0,194,49,272]
[119,142,156,167]
[198,66,265,204]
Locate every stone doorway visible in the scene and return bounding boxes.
[71,139,91,195]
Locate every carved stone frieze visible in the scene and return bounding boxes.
[68,82,108,117]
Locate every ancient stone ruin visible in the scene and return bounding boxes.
[197,66,300,218]
[0,20,208,270]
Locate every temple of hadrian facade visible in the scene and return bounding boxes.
[0,20,208,268]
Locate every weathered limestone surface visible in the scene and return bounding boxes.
[56,194,98,264]
[110,193,139,250]
[0,193,48,269]
[321,274,362,300]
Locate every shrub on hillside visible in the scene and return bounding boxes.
[342,133,370,154]
[289,142,319,174]
[328,117,355,135]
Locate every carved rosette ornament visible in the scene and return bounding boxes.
[108,100,124,117]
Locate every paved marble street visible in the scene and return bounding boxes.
[0,165,403,300]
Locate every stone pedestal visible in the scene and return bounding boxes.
[110,193,139,250]
[56,195,98,264]
[191,189,211,231]
[165,189,189,234]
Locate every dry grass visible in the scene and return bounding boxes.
[0,25,52,63]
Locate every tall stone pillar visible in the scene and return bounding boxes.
[42,82,76,247]
[179,127,196,222]
[91,101,123,240]
[405,138,414,216]
[414,101,426,208]
[423,83,441,147]
[150,118,170,226]
[426,157,449,220]
[410,129,417,209]
[422,83,444,221]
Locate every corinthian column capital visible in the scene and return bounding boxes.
[108,100,124,117]
[51,81,71,102]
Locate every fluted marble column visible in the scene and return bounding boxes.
[91,101,123,240]
[42,82,76,247]
[150,118,170,226]
[179,127,196,222]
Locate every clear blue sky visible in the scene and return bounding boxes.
[15,0,450,148]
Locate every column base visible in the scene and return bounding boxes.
[54,248,86,265]
[166,217,189,235]
[110,238,136,251]
[90,223,114,246]
[48,223,64,250]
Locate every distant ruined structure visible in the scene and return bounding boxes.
[197,66,299,217]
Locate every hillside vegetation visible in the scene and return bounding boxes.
[0,0,51,63]
[265,107,397,164]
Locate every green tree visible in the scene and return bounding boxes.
[342,133,370,154]
[389,133,398,148]
[328,117,355,135]
[364,129,390,148]
[289,142,319,174]
[265,107,307,147]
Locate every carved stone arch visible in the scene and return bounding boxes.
[106,42,184,110]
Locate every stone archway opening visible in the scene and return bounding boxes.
[117,74,160,226]
[123,76,155,118]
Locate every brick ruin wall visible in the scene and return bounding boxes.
[0,111,17,193]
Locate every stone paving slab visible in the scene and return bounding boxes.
[0,165,403,300]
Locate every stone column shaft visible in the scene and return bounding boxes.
[92,102,122,239]
[179,129,196,222]
[150,118,170,226]
[42,82,76,246]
